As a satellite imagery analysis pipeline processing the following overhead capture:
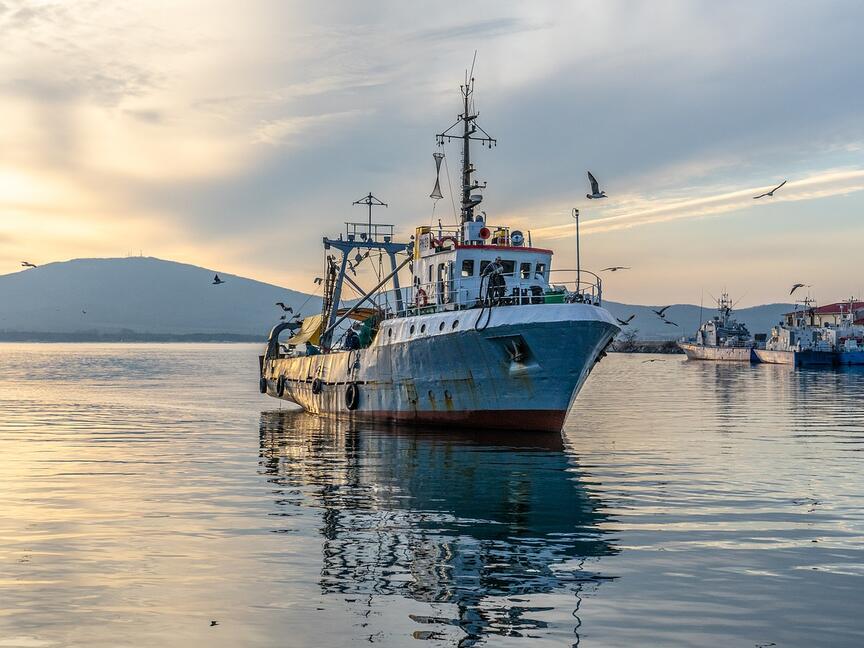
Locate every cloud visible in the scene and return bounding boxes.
[1,0,863,303]
[253,110,366,146]
[411,17,544,43]
[529,167,864,239]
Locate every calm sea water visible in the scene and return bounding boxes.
[1,343,863,647]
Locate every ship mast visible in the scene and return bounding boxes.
[436,69,496,226]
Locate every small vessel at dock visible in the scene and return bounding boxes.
[678,292,756,362]
[258,75,619,432]
[754,297,864,366]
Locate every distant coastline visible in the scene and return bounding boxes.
[0,330,265,343]
[0,329,682,351]
[609,339,683,354]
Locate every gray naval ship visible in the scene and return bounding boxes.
[678,292,756,361]
[258,75,620,432]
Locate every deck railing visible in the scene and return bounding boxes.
[366,269,603,320]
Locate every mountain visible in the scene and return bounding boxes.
[603,300,793,340]
[0,256,792,341]
[0,257,319,338]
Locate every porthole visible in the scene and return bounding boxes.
[387,328,392,337]
[452,320,459,330]
[420,324,426,333]
[410,325,415,334]
[439,321,445,331]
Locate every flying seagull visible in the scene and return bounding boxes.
[652,305,672,318]
[275,302,293,313]
[616,315,635,326]
[753,180,787,200]
[21,261,37,268]
[663,319,679,327]
[586,171,606,199]
[642,358,659,363]
[789,283,809,295]
[602,266,630,272]
[212,274,225,285]
[313,277,323,285]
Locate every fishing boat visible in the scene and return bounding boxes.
[678,292,756,362]
[258,75,620,432]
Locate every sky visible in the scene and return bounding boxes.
[1,0,863,306]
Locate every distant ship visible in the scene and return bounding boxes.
[755,297,864,366]
[678,292,756,361]
[257,75,620,432]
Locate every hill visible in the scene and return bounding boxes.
[0,257,792,341]
[603,300,793,340]
[0,257,319,339]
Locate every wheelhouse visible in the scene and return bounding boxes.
[412,220,552,309]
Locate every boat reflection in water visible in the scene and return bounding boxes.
[258,411,617,645]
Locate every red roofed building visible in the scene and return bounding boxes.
[783,300,864,327]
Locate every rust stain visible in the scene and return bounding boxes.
[443,389,454,411]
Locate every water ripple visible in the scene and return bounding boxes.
[0,344,863,646]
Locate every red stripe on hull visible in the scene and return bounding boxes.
[340,409,568,433]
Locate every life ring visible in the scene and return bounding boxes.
[345,382,359,410]
[433,235,458,249]
[311,378,323,394]
[276,375,286,397]
[259,377,267,394]
[416,288,429,307]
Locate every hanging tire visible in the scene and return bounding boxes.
[345,382,359,410]
[276,375,286,397]
[311,378,323,394]
[259,377,267,394]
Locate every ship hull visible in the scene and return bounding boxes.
[753,349,835,366]
[679,342,755,362]
[835,351,864,365]
[261,304,619,433]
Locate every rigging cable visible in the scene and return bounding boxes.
[442,151,458,221]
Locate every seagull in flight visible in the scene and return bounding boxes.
[663,319,679,327]
[275,302,293,313]
[586,171,607,199]
[616,315,635,326]
[790,283,809,295]
[212,274,225,285]
[313,277,323,285]
[602,266,630,272]
[21,261,37,268]
[753,180,787,199]
[652,305,672,318]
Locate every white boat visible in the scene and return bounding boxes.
[754,297,864,366]
[258,76,620,432]
[679,292,756,362]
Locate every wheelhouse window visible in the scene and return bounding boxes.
[500,260,515,276]
[535,262,547,279]
[479,260,490,275]
[520,262,531,280]
[461,259,474,277]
